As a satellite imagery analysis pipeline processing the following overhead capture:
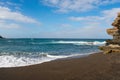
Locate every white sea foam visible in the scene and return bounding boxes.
[51,41,106,45]
[0,53,72,68]
[0,52,92,68]
[30,41,106,45]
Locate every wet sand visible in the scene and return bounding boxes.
[0,52,120,80]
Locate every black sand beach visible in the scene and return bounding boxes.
[0,52,120,80]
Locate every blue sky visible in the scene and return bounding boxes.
[0,0,120,38]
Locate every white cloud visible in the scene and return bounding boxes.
[0,22,20,29]
[0,19,20,29]
[69,8,120,23]
[0,6,40,36]
[67,8,120,38]
[36,8,120,38]
[44,8,120,38]
[0,6,39,24]
[60,24,72,27]
[0,1,22,10]
[69,16,104,21]
[38,25,107,38]
[42,0,120,13]
[0,1,19,6]
[102,8,120,20]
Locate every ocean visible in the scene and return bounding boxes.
[0,38,106,68]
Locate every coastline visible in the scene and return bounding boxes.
[0,52,120,80]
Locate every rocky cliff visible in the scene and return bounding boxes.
[99,12,120,54]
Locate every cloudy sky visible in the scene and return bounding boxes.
[0,0,120,38]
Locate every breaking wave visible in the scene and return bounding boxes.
[51,41,106,45]
[0,52,90,68]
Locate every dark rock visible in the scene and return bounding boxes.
[0,35,4,39]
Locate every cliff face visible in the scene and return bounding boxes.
[99,12,120,54]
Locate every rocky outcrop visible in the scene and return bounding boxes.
[0,35,4,39]
[99,12,120,54]
[107,28,118,35]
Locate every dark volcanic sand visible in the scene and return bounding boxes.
[0,52,120,80]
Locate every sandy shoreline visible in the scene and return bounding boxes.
[0,52,120,80]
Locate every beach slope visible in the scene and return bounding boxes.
[0,52,120,80]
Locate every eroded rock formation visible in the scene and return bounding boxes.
[99,12,120,54]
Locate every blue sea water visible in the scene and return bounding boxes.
[0,38,106,67]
